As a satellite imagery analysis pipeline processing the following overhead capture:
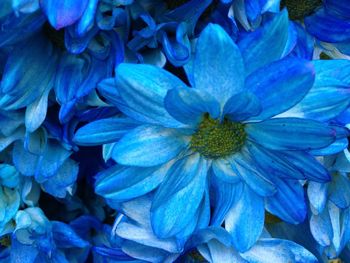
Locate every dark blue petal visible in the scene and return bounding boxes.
[246,58,315,121]
[305,8,350,43]
[52,221,89,248]
[281,60,350,122]
[246,118,336,151]
[266,178,306,224]
[238,10,289,75]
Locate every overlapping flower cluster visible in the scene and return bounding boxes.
[1,0,350,262]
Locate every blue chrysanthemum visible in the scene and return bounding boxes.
[73,17,350,253]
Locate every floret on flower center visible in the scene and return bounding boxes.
[190,113,246,159]
[281,0,322,20]
[165,0,189,10]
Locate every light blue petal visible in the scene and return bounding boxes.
[41,159,78,198]
[151,154,207,238]
[266,178,306,224]
[112,125,188,167]
[281,60,350,122]
[246,58,315,121]
[241,238,318,263]
[164,87,220,126]
[225,184,264,252]
[95,164,168,202]
[199,239,238,262]
[211,158,241,184]
[329,174,350,209]
[193,23,245,106]
[210,178,242,226]
[223,92,261,122]
[25,89,49,133]
[73,117,139,146]
[246,118,336,151]
[307,182,329,214]
[40,0,89,29]
[310,207,333,247]
[231,149,276,197]
[309,138,349,156]
[116,63,186,127]
[75,0,99,36]
[238,10,289,75]
[12,141,39,176]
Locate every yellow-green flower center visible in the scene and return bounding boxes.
[281,0,322,20]
[191,114,246,159]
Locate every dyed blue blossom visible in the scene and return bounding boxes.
[75,15,349,252]
[7,207,89,262]
[304,0,350,56]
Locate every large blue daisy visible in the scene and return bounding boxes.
[75,13,348,251]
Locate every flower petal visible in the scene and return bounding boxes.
[238,9,289,75]
[73,118,139,146]
[305,8,350,43]
[164,87,220,126]
[210,179,241,226]
[113,125,188,167]
[225,184,264,252]
[193,23,245,105]
[223,91,261,122]
[280,60,350,122]
[151,154,207,238]
[246,118,336,151]
[266,178,306,224]
[231,150,276,197]
[95,164,169,202]
[241,238,318,263]
[116,63,186,127]
[246,58,315,121]
[40,0,89,29]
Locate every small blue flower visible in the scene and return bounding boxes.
[190,226,318,263]
[8,207,89,262]
[303,0,350,56]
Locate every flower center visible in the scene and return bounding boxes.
[280,0,322,20]
[190,114,246,159]
[164,0,189,10]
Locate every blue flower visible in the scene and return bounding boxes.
[7,207,89,262]
[126,0,212,66]
[190,226,318,263]
[74,19,349,252]
[302,0,350,56]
